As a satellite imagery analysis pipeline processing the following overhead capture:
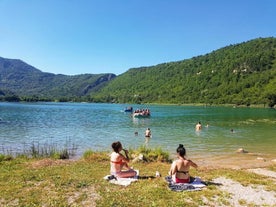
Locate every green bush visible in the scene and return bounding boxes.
[0,154,13,162]
[130,146,171,162]
[82,149,110,162]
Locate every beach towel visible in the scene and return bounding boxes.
[104,170,139,186]
[103,175,138,186]
[165,176,206,192]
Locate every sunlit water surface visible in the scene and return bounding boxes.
[0,102,275,163]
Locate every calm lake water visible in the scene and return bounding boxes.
[0,102,275,161]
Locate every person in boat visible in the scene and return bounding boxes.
[144,108,150,116]
[133,108,151,117]
[110,141,137,178]
[169,144,198,183]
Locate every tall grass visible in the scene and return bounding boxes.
[83,149,110,162]
[0,141,77,160]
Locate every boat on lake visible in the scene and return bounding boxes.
[124,106,133,112]
[132,108,151,118]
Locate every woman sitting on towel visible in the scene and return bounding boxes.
[110,141,137,178]
[169,144,198,183]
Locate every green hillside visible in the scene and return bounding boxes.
[1,37,275,106]
[91,37,276,107]
[0,57,116,101]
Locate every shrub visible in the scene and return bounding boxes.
[83,149,109,162]
[23,142,75,159]
[130,146,171,163]
[0,154,13,162]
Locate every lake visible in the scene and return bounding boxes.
[0,102,275,166]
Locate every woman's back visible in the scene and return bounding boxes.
[169,144,198,183]
[175,159,190,179]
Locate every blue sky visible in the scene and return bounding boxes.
[0,0,275,75]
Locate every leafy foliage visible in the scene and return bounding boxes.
[129,145,171,162]
[1,37,276,106]
[93,37,276,107]
[0,57,116,101]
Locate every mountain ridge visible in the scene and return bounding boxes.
[0,56,116,101]
[0,37,275,106]
[91,37,276,106]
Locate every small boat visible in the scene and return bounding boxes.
[132,108,151,118]
[124,106,133,112]
[133,112,150,118]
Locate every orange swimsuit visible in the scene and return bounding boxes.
[110,160,125,175]
[110,160,124,165]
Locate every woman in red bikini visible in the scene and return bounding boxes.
[110,141,137,178]
[169,144,198,183]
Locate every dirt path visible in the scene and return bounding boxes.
[210,167,276,207]
[212,177,276,206]
[247,168,276,180]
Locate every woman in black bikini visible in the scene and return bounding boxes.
[110,141,137,178]
[169,144,198,183]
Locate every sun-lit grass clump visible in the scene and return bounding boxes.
[130,145,171,162]
[83,145,171,163]
[0,141,77,160]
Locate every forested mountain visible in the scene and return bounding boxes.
[1,37,275,106]
[0,57,116,101]
[91,37,276,107]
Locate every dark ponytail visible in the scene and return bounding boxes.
[112,141,122,153]
[176,144,186,157]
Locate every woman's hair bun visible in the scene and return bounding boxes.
[179,144,184,148]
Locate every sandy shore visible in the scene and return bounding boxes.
[194,152,276,206]
[194,151,276,169]
[213,175,276,206]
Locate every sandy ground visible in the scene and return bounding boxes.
[195,152,276,169]
[194,152,276,206]
[248,168,276,180]
[212,176,276,207]
[197,153,276,207]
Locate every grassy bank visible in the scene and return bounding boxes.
[0,150,275,207]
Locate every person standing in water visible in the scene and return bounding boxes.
[195,122,202,131]
[145,128,152,144]
[145,128,151,137]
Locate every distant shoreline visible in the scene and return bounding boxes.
[1,100,275,109]
[147,102,275,109]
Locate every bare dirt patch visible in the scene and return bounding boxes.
[67,185,100,206]
[196,152,276,170]
[212,177,276,207]
[247,168,276,180]
[27,158,75,169]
